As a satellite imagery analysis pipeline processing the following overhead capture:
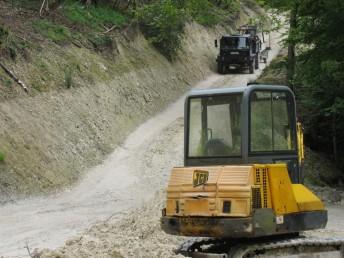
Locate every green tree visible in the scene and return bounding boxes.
[294,0,344,167]
[136,0,186,59]
[262,0,299,87]
[263,0,344,171]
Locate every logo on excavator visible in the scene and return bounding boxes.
[193,170,209,187]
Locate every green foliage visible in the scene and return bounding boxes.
[9,0,41,10]
[64,67,73,88]
[63,1,127,30]
[136,0,241,58]
[185,0,240,26]
[185,0,218,26]
[3,78,13,87]
[0,26,10,50]
[255,0,267,7]
[32,20,72,43]
[267,0,344,171]
[136,0,186,59]
[88,34,112,51]
[262,0,344,173]
[0,25,29,60]
[0,151,5,162]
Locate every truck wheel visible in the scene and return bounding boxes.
[249,60,254,74]
[218,62,225,74]
[255,55,259,69]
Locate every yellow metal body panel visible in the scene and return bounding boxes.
[266,164,299,215]
[292,184,325,211]
[297,122,305,164]
[166,166,254,217]
[165,164,326,218]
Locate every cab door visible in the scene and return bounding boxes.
[248,89,300,183]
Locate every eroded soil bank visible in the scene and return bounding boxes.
[0,29,283,257]
[0,5,258,201]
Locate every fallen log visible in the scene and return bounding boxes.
[0,62,28,92]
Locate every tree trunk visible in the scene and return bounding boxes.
[287,3,298,90]
[332,114,338,165]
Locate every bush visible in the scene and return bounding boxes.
[0,151,5,162]
[32,20,72,43]
[88,34,112,51]
[64,67,73,88]
[0,26,10,50]
[136,0,186,60]
[185,0,218,26]
[63,1,127,30]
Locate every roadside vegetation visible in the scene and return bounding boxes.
[257,51,344,187]
[135,0,242,59]
[258,0,344,186]
[32,19,72,43]
[0,151,5,162]
[63,1,127,29]
[258,0,344,183]
[1,0,248,61]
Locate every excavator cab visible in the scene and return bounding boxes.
[185,85,301,183]
[161,85,326,238]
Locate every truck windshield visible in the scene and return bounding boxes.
[221,37,248,49]
[188,94,242,157]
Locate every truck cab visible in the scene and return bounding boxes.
[215,35,260,74]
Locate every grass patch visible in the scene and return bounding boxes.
[4,78,12,87]
[64,67,73,88]
[0,25,29,60]
[0,151,5,162]
[88,34,112,51]
[10,0,41,10]
[63,2,127,30]
[0,26,10,50]
[32,19,72,43]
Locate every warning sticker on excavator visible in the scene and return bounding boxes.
[276,215,284,224]
[193,170,209,187]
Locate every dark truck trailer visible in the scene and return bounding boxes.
[215,35,260,74]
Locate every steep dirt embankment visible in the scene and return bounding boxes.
[0,6,259,201]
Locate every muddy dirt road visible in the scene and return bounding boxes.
[1,31,343,258]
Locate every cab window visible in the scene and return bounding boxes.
[250,91,295,152]
[188,94,242,157]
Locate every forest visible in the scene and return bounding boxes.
[263,0,344,181]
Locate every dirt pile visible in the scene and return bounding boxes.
[33,191,186,258]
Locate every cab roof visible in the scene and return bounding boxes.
[187,85,293,98]
[221,34,250,39]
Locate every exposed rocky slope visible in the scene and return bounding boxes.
[0,2,259,201]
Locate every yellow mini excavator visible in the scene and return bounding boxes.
[161,85,344,257]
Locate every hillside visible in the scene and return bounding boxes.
[0,0,262,201]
